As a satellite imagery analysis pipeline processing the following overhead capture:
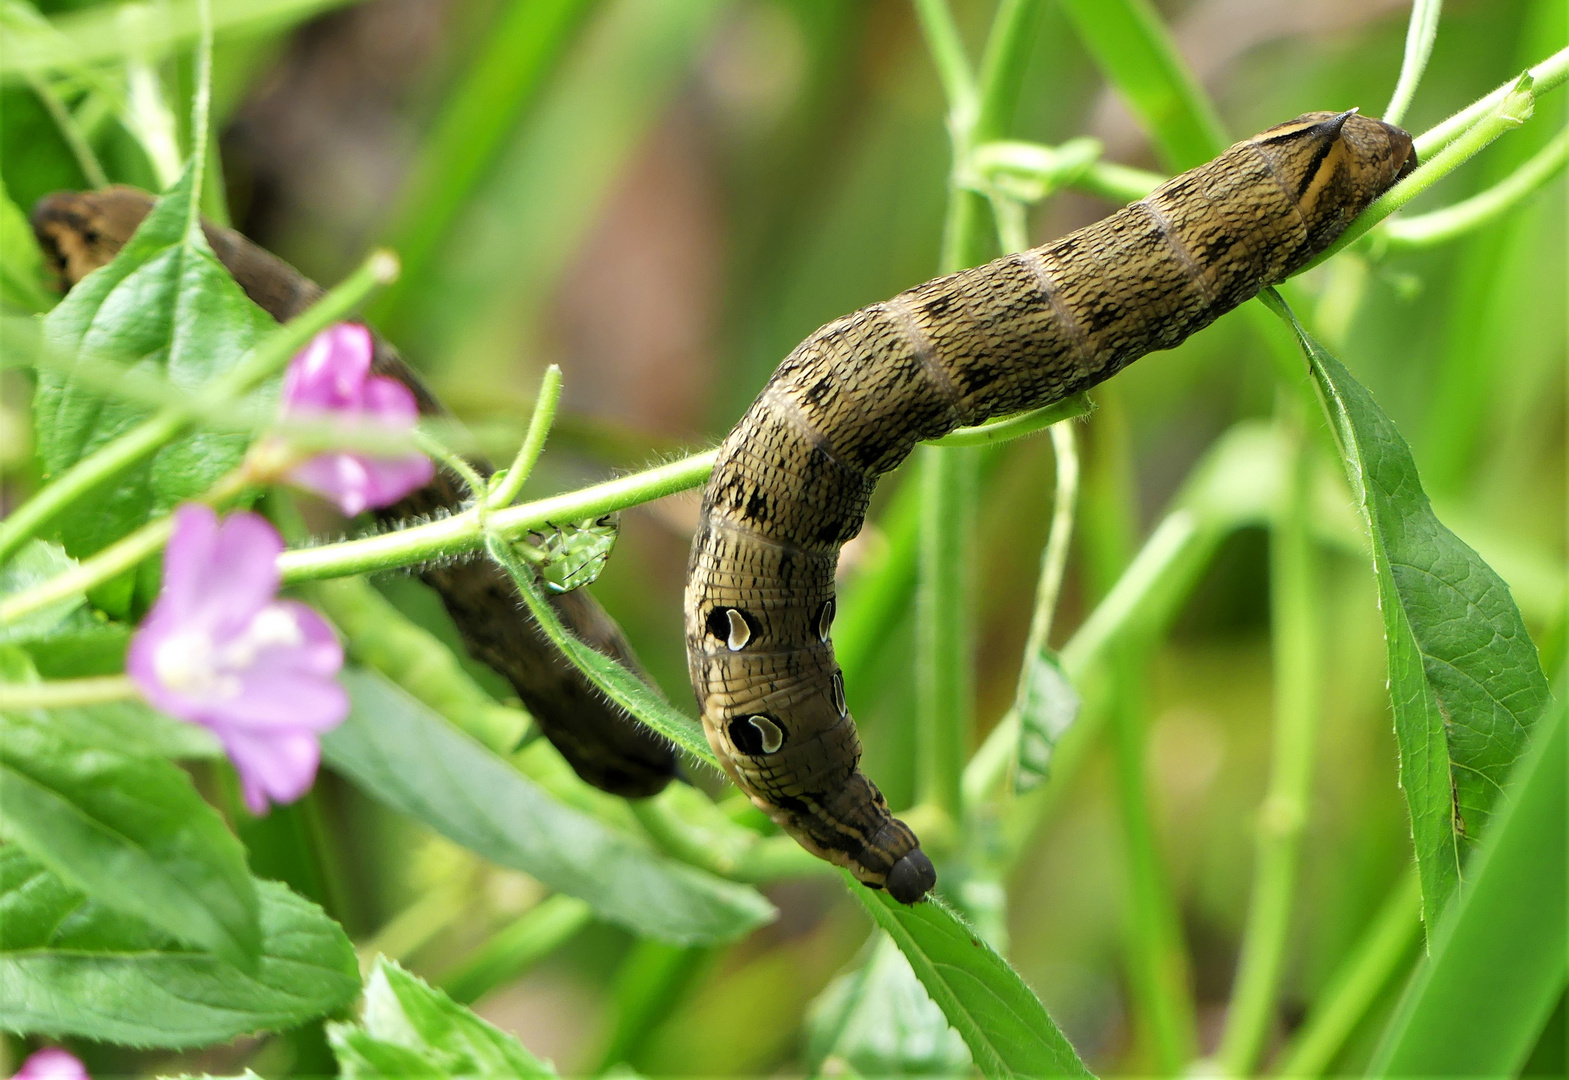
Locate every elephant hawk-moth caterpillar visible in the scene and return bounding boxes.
[684,110,1414,903]
[31,187,678,799]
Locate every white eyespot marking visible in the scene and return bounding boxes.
[750,714,785,754]
[818,597,835,643]
[830,670,847,717]
[725,608,751,651]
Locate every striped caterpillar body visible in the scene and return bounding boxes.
[684,111,1415,902]
[32,188,678,798]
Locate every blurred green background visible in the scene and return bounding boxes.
[1,0,1563,1075]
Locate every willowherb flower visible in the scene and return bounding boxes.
[277,322,434,515]
[128,505,348,815]
[13,1049,89,1080]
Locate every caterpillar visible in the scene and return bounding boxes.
[32,187,678,798]
[684,110,1415,903]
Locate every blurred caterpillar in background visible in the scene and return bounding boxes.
[683,110,1414,903]
[32,187,679,799]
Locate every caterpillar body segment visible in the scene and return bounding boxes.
[685,111,1415,902]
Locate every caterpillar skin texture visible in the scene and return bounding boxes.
[685,111,1415,903]
[32,187,678,798]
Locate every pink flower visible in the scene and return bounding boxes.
[12,1049,88,1080]
[128,505,348,815]
[278,323,434,515]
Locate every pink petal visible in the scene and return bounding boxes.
[358,453,436,510]
[14,1049,90,1080]
[150,504,220,621]
[287,453,375,516]
[281,324,374,412]
[202,512,285,637]
[361,375,421,426]
[222,727,323,815]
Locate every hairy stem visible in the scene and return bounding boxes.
[1382,123,1569,249]
[1383,0,1444,127]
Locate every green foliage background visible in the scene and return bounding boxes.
[0,0,1563,1076]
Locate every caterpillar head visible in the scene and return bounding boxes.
[30,186,151,292]
[1251,109,1416,267]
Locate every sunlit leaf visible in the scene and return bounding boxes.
[850,880,1091,1078]
[806,933,972,1077]
[328,957,556,1077]
[1278,297,1552,924]
[0,707,258,969]
[0,848,358,1047]
[1013,649,1080,794]
[1371,697,1566,1076]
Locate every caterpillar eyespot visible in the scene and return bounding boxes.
[729,713,787,755]
[685,111,1415,902]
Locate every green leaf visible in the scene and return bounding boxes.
[806,933,972,1077]
[1370,695,1566,1076]
[1281,300,1553,924]
[323,667,774,945]
[485,536,714,765]
[37,695,220,760]
[0,540,83,645]
[850,880,1091,1078]
[0,848,359,1048]
[1055,0,1227,170]
[329,1027,447,1079]
[0,708,259,968]
[1014,650,1081,794]
[329,957,556,1077]
[0,174,53,313]
[34,165,275,570]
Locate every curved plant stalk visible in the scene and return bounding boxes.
[1383,0,1444,127]
[1381,123,1569,249]
[911,0,1043,830]
[1271,871,1422,1078]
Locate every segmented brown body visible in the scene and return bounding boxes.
[685,112,1415,901]
[32,188,677,797]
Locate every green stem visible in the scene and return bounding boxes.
[26,73,108,188]
[915,445,974,825]
[1216,403,1321,1076]
[0,674,137,709]
[1381,123,1569,249]
[1414,44,1569,157]
[1014,421,1080,687]
[1085,388,1196,1074]
[911,0,978,128]
[931,393,1092,446]
[488,364,562,509]
[438,894,594,1005]
[0,248,397,567]
[964,507,1207,805]
[1383,0,1444,128]
[910,0,1043,834]
[0,461,260,627]
[1271,871,1423,1077]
